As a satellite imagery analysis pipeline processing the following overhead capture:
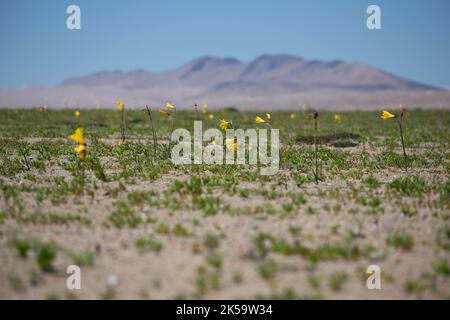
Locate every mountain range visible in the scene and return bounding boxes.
[1,54,449,110]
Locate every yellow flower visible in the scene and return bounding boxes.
[208,114,214,119]
[68,128,85,145]
[165,102,176,110]
[159,109,170,116]
[74,110,81,118]
[225,138,237,151]
[73,144,87,159]
[334,114,341,123]
[219,119,230,130]
[290,113,296,120]
[117,99,124,110]
[202,103,208,114]
[381,110,396,120]
[255,116,265,124]
[266,113,271,120]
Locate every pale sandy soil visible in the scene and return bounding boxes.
[0,141,449,300]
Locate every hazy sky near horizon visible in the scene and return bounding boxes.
[1,0,449,89]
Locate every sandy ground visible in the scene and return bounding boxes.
[0,138,449,300]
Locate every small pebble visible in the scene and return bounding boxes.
[107,275,119,287]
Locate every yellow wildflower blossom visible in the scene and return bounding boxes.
[255,116,265,124]
[165,102,175,110]
[159,109,170,116]
[381,110,395,120]
[225,138,237,151]
[73,144,87,159]
[117,99,124,110]
[219,119,230,130]
[68,128,85,145]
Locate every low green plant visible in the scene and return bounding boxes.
[386,233,414,250]
[36,242,57,272]
[135,237,164,253]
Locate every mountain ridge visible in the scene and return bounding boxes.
[1,54,449,110]
[59,54,439,91]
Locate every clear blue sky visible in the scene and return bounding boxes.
[1,0,449,89]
